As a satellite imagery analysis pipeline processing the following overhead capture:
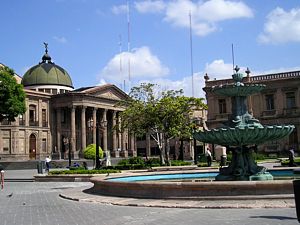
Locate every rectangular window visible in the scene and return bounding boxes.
[19,114,25,125]
[265,94,274,110]
[42,138,47,152]
[218,99,227,114]
[286,92,296,109]
[42,109,47,126]
[29,105,36,122]
[61,109,66,123]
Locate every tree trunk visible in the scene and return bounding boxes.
[165,137,171,166]
[179,139,184,160]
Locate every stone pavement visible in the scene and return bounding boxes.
[0,181,298,225]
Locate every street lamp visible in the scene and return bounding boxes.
[63,137,71,168]
[193,118,202,165]
[88,119,106,170]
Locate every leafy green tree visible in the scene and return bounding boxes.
[119,83,207,165]
[0,66,26,122]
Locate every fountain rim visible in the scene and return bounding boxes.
[88,168,295,199]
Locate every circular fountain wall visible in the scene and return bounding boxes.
[88,170,295,199]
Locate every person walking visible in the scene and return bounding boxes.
[288,147,295,167]
[205,148,212,167]
[0,164,4,189]
[45,156,51,172]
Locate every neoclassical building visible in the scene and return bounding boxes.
[203,70,300,155]
[0,47,135,161]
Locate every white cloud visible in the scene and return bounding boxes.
[107,58,300,99]
[134,0,253,36]
[53,36,67,44]
[258,7,300,44]
[138,72,206,98]
[134,0,166,13]
[112,4,128,15]
[204,59,236,79]
[100,46,170,83]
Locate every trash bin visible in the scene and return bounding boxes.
[293,179,300,222]
[37,161,44,174]
[220,155,227,167]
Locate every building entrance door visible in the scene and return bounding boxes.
[29,134,36,160]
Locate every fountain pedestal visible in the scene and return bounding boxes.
[215,146,273,181]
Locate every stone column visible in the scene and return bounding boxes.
[71,106,76,159]
[120,117,128,158]
[102,109,108,152]
[25,98,29,126]
[112,111,119,157]
[56,108,61,159]
[92,108,97,144]
[112,111,117,151]
[130,133,137,157]
[81,106,86,152]
[38,99,42,127]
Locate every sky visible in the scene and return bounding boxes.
[1,0,300,98]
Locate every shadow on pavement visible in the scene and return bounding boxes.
[250,215,297,220]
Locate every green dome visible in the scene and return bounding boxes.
[22,62,73,88]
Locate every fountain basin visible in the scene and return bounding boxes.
[88,170,296,199]
[193,125,294,146]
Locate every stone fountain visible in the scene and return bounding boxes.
[193,67,294,181]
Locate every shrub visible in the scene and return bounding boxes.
[145,158,161,167]
[49,169,120,175]
[170,160,192,166]
[117,157,145,166]
[83,144,103,160]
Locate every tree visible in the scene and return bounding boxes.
[0,66,26,122]
[119,83,207,165]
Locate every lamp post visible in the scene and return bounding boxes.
[63,137,71,168]
[87,116,106,169]
[95,122,101,169]
[193,118,202,165]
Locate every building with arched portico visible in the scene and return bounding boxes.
[0,46,135,161]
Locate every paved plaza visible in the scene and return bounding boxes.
[0,180,298,225]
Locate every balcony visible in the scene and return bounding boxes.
[215,113,230,121]
[1,119,11,125]
[283,107,300,116]
[262,110,276,117]
[29,121,39,126]
[19,120,25,126]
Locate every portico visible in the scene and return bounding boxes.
[51,85,137,159]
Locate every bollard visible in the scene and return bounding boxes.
[293,179,300,223]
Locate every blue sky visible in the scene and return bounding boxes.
[1,0,300,98]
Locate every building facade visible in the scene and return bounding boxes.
[0,47,207,162]
[0,48,135,161]
[203,70,300,155]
